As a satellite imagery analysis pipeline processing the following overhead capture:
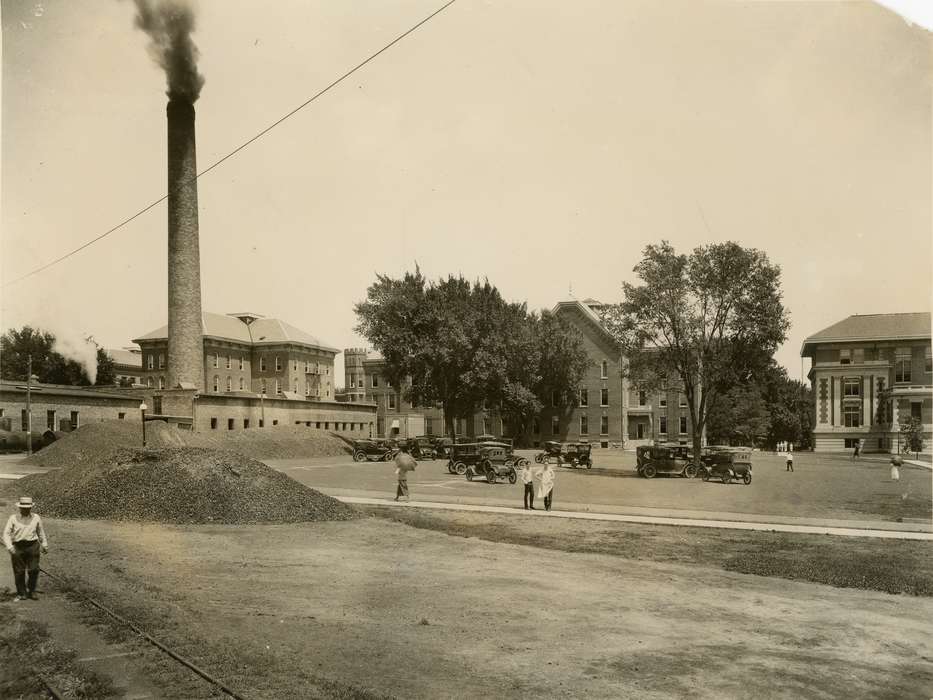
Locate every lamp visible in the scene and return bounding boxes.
[140,402,148,447]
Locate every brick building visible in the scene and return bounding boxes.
[107,347,144,386]
[801,312,932,452]
[0,380,142,434]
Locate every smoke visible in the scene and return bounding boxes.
[52,332,99,385]
[133,0,205,102]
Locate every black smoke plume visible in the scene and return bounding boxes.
[133,0,205,102]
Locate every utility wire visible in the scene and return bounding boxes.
[3,0,458,289]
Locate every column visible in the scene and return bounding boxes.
[863,376,871,427]
[832,376,840,426]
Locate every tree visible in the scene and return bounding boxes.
[600,241,789,458]
[355,270,588,440]
[0,326,110,386]
[900,416,924,458]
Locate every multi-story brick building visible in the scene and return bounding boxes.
[801,312,932,452]
[106,347,144,386]
[133,312,338,400]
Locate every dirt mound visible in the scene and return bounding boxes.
[25,420,351,471]
[18,447,357,524]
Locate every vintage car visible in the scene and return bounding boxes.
[635,443,698,478]
[535,441,593,468]
[402,436,438,460]
[464,444,518,484]
[447,440,523,475]
[351,438,399,462]
[698,447,753,485]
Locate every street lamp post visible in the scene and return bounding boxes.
[25,355,33,455]
[140,402,148,446]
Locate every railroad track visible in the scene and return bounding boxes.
[38,566,249,700]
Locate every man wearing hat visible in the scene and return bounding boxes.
[3,496,49,601]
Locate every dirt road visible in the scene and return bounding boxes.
[37,515,933,699]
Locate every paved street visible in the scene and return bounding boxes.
[266,449,933,530]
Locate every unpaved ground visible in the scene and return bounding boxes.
[36,516,933,700]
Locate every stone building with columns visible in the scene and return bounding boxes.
[801,312,932,453]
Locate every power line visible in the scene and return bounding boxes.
[3,0,458,289]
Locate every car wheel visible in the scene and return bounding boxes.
[486,468,496,484]
[721,472,732,484]
[742,472,752,485]
[455,462,467,476]
[447,462,455,474]
[643,464,657,479]
[508,469,517,484]
[353,451,366,462]
[684,464,698,479]
[535,454,543,463]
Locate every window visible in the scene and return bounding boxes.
[70,411,79,428]
[839,349,851,365]
[853,348,864,364]
[228,418,235,430]
[244,419,250,429]
[293,360,298,372]
[843,405,860,427]
[532,418,540,434]
[226,356,231,370]
[210,418,218,430]
[275,379,281,394]
[260,356,266,372]
[213,376,219,392]
[226,377,232,392]
[912,402,922,420]
[147,377,153,388]
[601,388,609,406]
[580,415,588,435]
[260,379,267,395]
[316,422,321,429]
[239,357,245,370]
[118,412,126,420]
[600,416,609,435]
[579,389,588,407]
[679,415,687,434]
[21,410,27,431]
[293,380,298,393]
[273,420,279,426]
[552,391,560,408]
[843,378,860,397]
[159,376,165,390]
[844,438,859,448]
[213,354,219,368]
[551,416,560,435]
[305,381,310,396]
[158,354,165,369]
[147,354,154,370]
[679,394,687,407]
[388,394,397,409]
[926,347,932,373]
[659,416,668,434]
[659,393,667,408]
[601,360,609,379]
[239,377,245,391]
[47,410,56,430]
[275,357,282,371]
[372,375,379,388]
[350,378,355,388]
[483,418,489,434]
[638,391,647,407]
[895,351,911,383]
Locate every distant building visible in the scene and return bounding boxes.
[0,379,142,434]
[107,347,144,386]
[801,312,932,452]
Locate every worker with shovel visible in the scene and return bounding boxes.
[394,446,417,502]
[3,496,49,601]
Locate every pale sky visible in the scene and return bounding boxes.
[2,0,930,385]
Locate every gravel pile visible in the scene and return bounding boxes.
[18,447,358,524]
[25,420,351,471]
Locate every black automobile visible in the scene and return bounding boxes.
[536,441,593,468]
[351,438,399,462]
[464,445,518,484]
[404,436,438,460]
[635,443,698,479]
[698,447,753,485]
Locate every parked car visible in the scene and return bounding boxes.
[464,444,518,484]
[535,441,593,468]
[401,436,437,460]
[351,438,399,462]
[698,447,753,485]
[635,443,698,478]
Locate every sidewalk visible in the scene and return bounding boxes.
[10,576,163,699]
[332,491,933,541]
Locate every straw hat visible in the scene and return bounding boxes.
[16,496,34,509]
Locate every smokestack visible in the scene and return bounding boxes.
[166,97,204,390]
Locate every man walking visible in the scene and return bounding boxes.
[785,452,794,472]
[3,496,49,601]
[394,447,417,502]
[521,461,535,510]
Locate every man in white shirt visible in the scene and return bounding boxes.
[3,496,49,601]
[520,462,535,510]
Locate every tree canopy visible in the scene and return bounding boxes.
[354,270,588,440]
[600,241,790,454]
[1,326,114,386]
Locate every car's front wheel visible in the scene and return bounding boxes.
[683,464,698,479]
[742,472,752,485]
[643,464,657,479]
[486,468,497,484]
[508,469,517,484]
[455,462,467,476]
[353,451,366,462]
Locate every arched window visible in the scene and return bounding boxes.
[146,376,152,388]
[275,379,281,394]
[601,360,609,379]
[293,380,298,393]
[213,376,219,392]
[226,376,232,392]
[158,376,165,389]
[260,379,266,394]
[305,380,310,396]
[239,377,244,391]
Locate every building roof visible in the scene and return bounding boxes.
[552,299,620,349]
[0,379,141,402]
[133,312,338,353]
[107,348,142,368]
[800,313,931,357]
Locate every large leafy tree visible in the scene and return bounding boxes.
[1,326,115,386]
[600,241,789,457]
[355,270,588,440]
